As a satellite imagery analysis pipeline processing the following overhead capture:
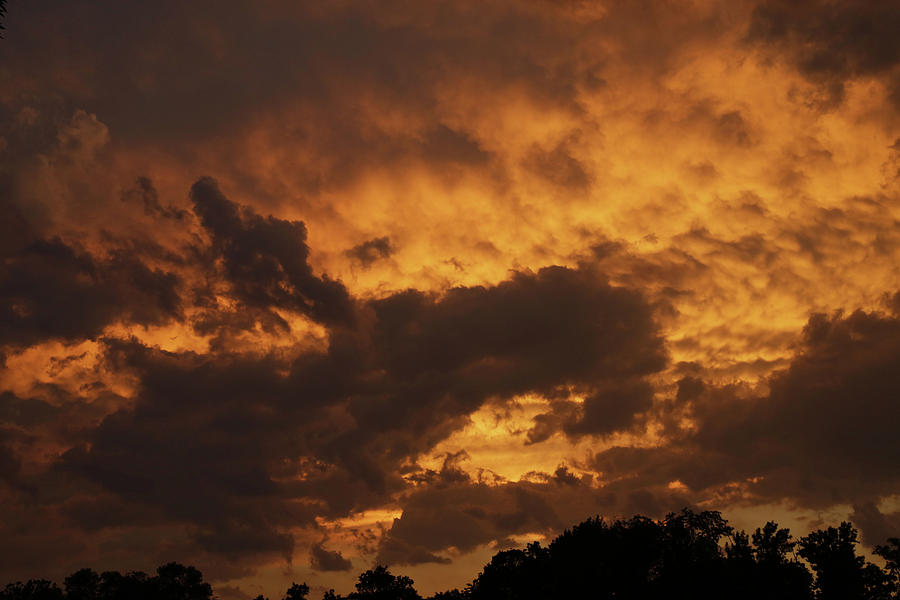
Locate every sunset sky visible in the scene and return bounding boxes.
[2,0,900,597]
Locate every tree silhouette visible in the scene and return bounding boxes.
[654,509,733,597]
[152,564,212,600]
[3,514,900,600]
[798,522,896,600]
[0,580,63,600]
[753,521,796,563]
[724,522,813,600]
[63,570,99,600]
[469,543,547,600]
[284,583,310,600]
[97,571,151,600]
[347,566,420,600]
[875,538,900,577]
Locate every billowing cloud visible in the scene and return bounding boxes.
[748,0,900,109]
[376,465,613,566]
[373,305,900,565]
[0,178,666,580]
[190,177,355,327]
[346,237,394,268]
[592,306,900,525]
[0,238,182,347]
[310,541,353,572]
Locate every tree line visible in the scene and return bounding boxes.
[4,510,900,600]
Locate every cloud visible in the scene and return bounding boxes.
[522,139,592,190]
[26,178,666,574]
[592,306,900,517]
[850,502,900,548]
[0,430,22,487]
[376,465,641,565]
[60,339,311,562]
[60,255,664,518]
[747,0,900,109]
[309,541,353,572]
[121,177,187,220]
[190,177,355,327]
[345,237,394,268]
[5,0,900,592]
[0,238,182,347]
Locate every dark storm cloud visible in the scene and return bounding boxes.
[0,105,188,351]
[375,464,665,566]
[49,182,667,566]
[2,1,590,141]
[524,380,655,444]
[121,177,187,220]
[309,541,353,572]
[0,391,60,429]
[747,0,900,109]
[0,0,738,203]
[567,380,656,437]
[0,384,128,453]
[0,237,182,347]
[377,479,562,565]
[522,139,593,190]
[591,306,900,525]
[190,177,355,326]
[368,265,665,396]
[61,339,309,562]
[71,253,664,511]
[59,492,168,532]
[340,263,667,474]
[345,237,394,268]
[0,429,22,486]
[850,502,900,548]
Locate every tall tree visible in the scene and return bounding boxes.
[64,570,100,600]
[348,566,420,600]
[152,563,213,600]
[799,522,871,600]
[284,583,310,600]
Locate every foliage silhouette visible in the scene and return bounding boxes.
[2,512,899,600]
[153,563,212,600]
[284,583,310,600]
[1,565,212,600]
[0,581,63,600]
[798,523,896,600]
[62,570,99,600]
[876,539,900,577]
[349,566,420,600]
[458,509,889,600]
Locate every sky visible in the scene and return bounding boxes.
[2,0,900,597]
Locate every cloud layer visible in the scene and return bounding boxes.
[2,0,900,596]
